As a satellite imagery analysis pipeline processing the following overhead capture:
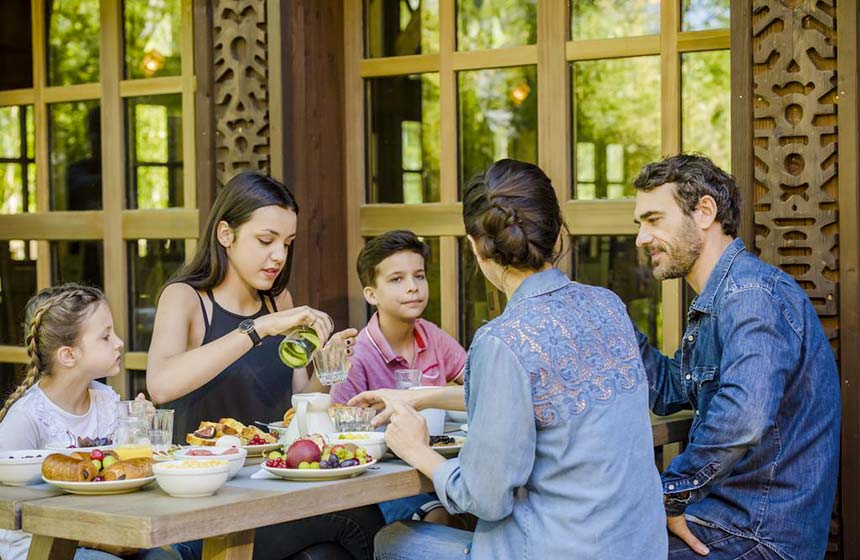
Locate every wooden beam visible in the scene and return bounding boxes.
[193,0,216,229]
[0,89,36,107]
[119,76,183,98]
[837,0,860,556]
[31,0,50,289]
[0,212,103,240]
[42,84,101,104]
[450,45,537,71]
[438,0,457,339]
[566,36,660,61]
[730,0,754,251]
[359,54,439,77]
[121,209,199,239]
[677,29,730,52]
[0,346,28,363]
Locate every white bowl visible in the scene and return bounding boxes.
[45,443,115,454]
[0,450,48,486]
[152,460,230,497]
[327,432,387,461]
[172,446,247,479]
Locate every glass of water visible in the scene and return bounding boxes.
[395,369,422,390]
[313,337,350,386]
[149,409,174,451]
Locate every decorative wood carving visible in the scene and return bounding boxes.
[752,0,839,341]
[213,0,270,188]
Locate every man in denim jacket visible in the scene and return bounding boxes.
[632,154,840,560]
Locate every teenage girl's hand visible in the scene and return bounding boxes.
[255,306,334,343]
[328,328,358,356]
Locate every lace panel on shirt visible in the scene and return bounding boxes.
[25,384,120,445]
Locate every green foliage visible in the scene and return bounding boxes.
[571,0,659,40]
[47,0,100,85]
[124,0,182,79]
[682,51,731,171]
[457,0,536,51]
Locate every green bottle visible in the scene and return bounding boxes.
[278,326,321,368]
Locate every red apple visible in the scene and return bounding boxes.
[285,439,322,468]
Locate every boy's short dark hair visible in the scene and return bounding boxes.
[357,230,429,288]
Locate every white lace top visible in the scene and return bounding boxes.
[0,381,119,450]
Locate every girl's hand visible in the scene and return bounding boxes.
[328,328,358,356]
[383,402,431,464]
[256,306,333,343]
[348,389,422,426]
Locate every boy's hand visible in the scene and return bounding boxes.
[328,328,358,356]
[349,389,421,426]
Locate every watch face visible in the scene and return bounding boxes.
[239,319,254,333]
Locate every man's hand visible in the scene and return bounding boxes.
[668,515,709,556]
[348,389,421,426]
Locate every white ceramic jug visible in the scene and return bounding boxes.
[281,392,336,445]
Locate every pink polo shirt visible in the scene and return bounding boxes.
[330,313,466,404]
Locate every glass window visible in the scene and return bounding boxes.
[128,239,185,351]
[0,240,38,345]
[0,363,26,405]
[0,106,36,214]
[0,2,33,90]
[365,0,439,57]
[682,0,730,32]
[457,0,537,51]
[422,237,441,327]
[571,235,661,348]
[458,66,538,193]
[128,369,150,399]
[47,0,100,86]
[49,100,102,211]
[126,94,183,209]
[682,51,731,171]
[459,237,506,348]
[51,241,104,289]
[571,57,660,199]
[124,0,182,79]
[366,74,440,203]
[571,0,660,41]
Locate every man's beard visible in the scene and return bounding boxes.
[650,218,703,281]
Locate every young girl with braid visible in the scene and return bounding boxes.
[0,284,175,560]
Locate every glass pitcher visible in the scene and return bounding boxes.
[114,401,153,460]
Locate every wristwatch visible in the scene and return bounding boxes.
[238,319,262,346]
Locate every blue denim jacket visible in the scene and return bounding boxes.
[433,268,667,559]
[638,238,840,560]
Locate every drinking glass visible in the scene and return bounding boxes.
[395,369,422,390]
[149,409,174,452]
[115,400,153,459]
[333,407,377,432]
[313,337,350,386]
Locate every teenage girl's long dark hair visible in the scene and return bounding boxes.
[169,171,299,297]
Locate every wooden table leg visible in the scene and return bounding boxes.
[26,535,77,560]
[202,529,255,560]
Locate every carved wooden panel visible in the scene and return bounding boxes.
[752,0,839,340]
[213,0,270,188]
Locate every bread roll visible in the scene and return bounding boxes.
[101,457,154,481]
[41,453,97,482]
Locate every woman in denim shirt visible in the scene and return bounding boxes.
[372,160,667,559]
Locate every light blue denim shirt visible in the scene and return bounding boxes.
[433,268,667,559]
[638,238,841,560]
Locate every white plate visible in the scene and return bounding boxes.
[261,459,377,481]
[242,442,281,456]
[42,475,155,495]
[431,436,465,458]
[45,443,115,454]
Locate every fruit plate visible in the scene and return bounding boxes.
[243,442,282,456]
[431,436,465,458]
[42,475,155,495]
[261,459,377,481]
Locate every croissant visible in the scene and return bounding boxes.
[101,457,154,481]
[41,453,97,482]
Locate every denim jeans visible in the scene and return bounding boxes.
[669,523,783,560]
[377,493,438,524]
[374,521,472,560]
[173,505,384,560]
[75,547,179,560]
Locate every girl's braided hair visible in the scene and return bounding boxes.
[0,284,105,422]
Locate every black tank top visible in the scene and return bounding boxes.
[168,288,294,443]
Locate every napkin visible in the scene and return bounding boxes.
[250,468,279,480]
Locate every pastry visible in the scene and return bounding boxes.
[101,457,154,481]
[41,453,98,482]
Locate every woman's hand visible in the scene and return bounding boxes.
[384,402,432,464]
[348,389,422,426]
[256,306,334,343]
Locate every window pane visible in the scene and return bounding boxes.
[124,0,182,79]
[682,0,730,32]
[365,0,439,57]
[0,106,37,214]
[0,240,38,345]
[0,2,33,90]
[128,370,149,400]
[51,241,104,288]
[458,66,538,193]
[459,238,506,348]
[126,94,183,209]
[422,237,441,327]
[457,0,536,51]
[571,0,659,40]
[47,0,100,86]
[572,235,661,348]
[49,100,102,210]
[682,50,731,171]
[366,74,440,203]
[572,57,659,199]
[128,239,185,351]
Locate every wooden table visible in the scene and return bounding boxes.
[22,461,433,560]
[0,484,62,530]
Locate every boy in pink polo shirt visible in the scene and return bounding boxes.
[331,230,465,405]
[331,230,467,527]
